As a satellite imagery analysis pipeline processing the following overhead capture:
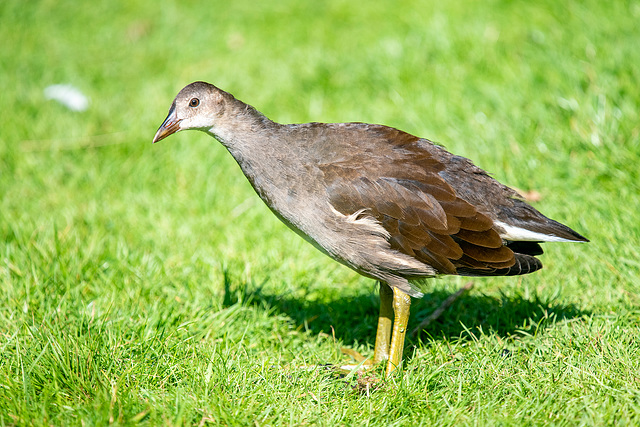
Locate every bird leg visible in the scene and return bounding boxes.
[340,282,411,376]
[386,286,411,376]
[372,282,394,364]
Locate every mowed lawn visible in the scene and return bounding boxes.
[1,0,639,425]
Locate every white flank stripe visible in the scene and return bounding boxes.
[494,220,576,243]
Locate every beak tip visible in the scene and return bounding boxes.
[154,102,180,144]
[152,121,180,144]
[153,103,181,143]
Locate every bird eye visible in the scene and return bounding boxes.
[189,98,200,107]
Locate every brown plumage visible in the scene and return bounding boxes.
[153,82,588,374]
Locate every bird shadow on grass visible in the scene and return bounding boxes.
[222,275,590,360]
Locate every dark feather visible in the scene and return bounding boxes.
[457,254,543,276]
[506,241,544,256]
[315,123,586,279]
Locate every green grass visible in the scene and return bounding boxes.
[2,0,640,424]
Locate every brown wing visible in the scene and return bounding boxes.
[318,125,517,276]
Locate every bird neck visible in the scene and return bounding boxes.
[204,100,297,201]
[208,97,276,146]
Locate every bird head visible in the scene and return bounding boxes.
[152,81,229,143]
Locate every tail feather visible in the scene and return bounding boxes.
[505,241,544,256]
[496,200,589,243]
[456,253,543,277]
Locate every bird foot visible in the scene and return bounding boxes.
[336,347,380,374]
[340,347,369,363]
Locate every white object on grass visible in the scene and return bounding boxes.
[44,84,90,112]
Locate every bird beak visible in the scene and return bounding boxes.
[153,104,181,143]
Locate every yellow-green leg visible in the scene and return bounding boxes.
[386,286,411,376]
[372,282,394,364]
[342,283,411,376]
